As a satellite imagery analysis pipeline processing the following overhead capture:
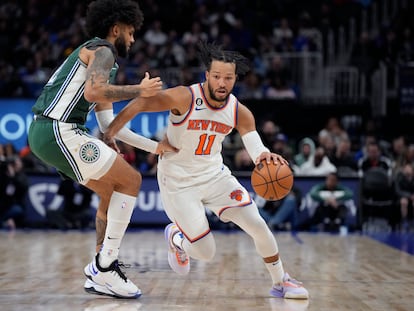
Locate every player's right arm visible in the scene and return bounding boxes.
[236,102,288,166]
[80,46,163,104]
[103,86,191,142]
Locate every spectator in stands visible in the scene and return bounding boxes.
[394,163,414,231]
[237,71,264,100]
[354,133,377,162]
[306,172,356,232]
[264,55,296,100]
[143,20,168,46]
[271,133,294,164]
[357,141,393,178]
[293,137,316,171]
[259,187,302,231]
[330,137,358,176]
[318,116,349,146]
[388,135,407,173]
[0,156,28,230]
[182,21,208,46]
[258,119,280,149]
[318,132,336,161]
[158,30,186,68]
[182,44,202,68]
[400,144,414,168]
[272,18,294,47]
[296,147,337,176]
[3,142,17,159]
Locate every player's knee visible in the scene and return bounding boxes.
[130,170,142,189]
[117,169,142,195]
[189,235,216,261]
[246,216,270,238]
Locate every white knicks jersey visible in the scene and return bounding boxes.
[158,83,239,184]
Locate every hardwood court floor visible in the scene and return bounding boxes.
[0,229,413,311]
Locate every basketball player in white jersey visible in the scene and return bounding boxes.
[104,42,309,299]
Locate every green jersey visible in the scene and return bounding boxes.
[32,37,118,125]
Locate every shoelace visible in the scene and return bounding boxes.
[284,274,303,286]
[112,261,128,282]
[118,261,131,269]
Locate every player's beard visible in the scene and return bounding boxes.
[207,83,229,104]
[114,36,128,58]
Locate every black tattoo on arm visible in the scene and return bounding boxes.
[104,85,141,100]
[86,47,114,88]
[86,47,141,101]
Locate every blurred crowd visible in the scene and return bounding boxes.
[1,0,413,100]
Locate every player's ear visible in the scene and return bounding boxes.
[111,24,120,36]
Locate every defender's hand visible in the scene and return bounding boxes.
[138,72,163,98]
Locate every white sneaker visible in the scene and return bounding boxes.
[164,223,190,275]
[270,273,309,299]
[84,254,142,299]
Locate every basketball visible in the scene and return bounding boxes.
[251,160,294,201]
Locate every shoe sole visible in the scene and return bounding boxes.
[84,277,142,299]
[84,285,142,299]
[269,287,309,299]
[84,271,142,299]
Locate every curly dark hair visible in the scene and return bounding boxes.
[85,0,144,39]
[197,41,250,76]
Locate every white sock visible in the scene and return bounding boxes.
[265,259,285,285]
[99,191,136,268]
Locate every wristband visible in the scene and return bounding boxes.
[241,130,269,163]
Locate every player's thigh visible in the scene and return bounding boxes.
[29,120,116,183]
[203,173,252,220]
[90,156,142,196]
[158,172,210,240]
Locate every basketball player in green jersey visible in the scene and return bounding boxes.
[104,42,309,300]
[28,0,172,299]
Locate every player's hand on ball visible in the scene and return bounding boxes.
[256,152,289,166]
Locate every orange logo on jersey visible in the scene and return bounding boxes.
[230,189,244,201]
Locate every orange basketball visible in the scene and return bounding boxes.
[251,160,294,201]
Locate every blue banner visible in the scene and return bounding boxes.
[0,99,169,151]
[24,174,360,226]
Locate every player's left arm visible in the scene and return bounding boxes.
[236,103,288,165]
[94,103,176,155]
[103,86,190,146]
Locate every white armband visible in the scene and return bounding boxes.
[95,109,158,154]
[241,131,269,163]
